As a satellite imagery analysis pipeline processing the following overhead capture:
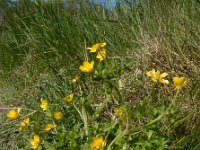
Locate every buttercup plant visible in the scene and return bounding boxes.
[3,42,191,150]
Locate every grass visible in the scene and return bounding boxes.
[0,0,200,149]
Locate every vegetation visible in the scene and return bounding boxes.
[0,0,200,149]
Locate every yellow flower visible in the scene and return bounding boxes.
[79,61,94,73]
[40,99,48,111]
[114,108,123,117]
[87,43,107,61]
[19,117,30,130]
[7,108,21,120]
[86,42,106,53]
[72,76,80,83]
[146,69,169,84]
[44,124,57,132]
[53,112,63,120]
[30,135,40,150]
[173,77,187,90]
[114,107,128,122]
[96,49,106,61]
[90,135,105,150]
[64,93,74,103]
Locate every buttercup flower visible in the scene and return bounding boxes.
[30,135,40,150]
[19,117,30,130]
[86,42,106,53]
[44,124,57,132]
[53,112,63,120]
[72,76,80,83]
[40,99,48,111]
[114,107,128,122]
[173,77,187,90]
[7,108,21,120]
[87,43,107,61]
[96,49,106,61]
[90,135,105,150]
[146,69,169,84]
[64,93,74,103]
[114,108,123,117]
[79,61,94,73]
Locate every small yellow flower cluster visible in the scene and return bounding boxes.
[146,69,187,90]
[7,108,31,131]
[6,98,63,150]
[90,135,105,150]
[79,42,107,73]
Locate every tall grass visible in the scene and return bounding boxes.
[0,0,200,149]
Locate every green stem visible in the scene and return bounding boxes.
[143,89,180,128]
[73,103,88,136]
[107,124,128,149]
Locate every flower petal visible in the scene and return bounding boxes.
[160,79,169,84]
[146,71,152,77]
[160,72,168,78]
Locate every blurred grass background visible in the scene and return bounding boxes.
[0,0,200,149]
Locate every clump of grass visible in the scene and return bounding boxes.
[0,0,200,149]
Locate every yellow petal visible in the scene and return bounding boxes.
[19,117,30,130]
[86,42,106,53]
[96,49,106,61]
[160,72,168,78]
[146,71,152,77]
[160,79,169,84]
[173,77,187,89]
[44,124,57,132]
[64,93,74,103]
[30,135,40,150]
[40,99,48,111]
[72,76,79,83]
[86,44,99,53]
[53,112,63,120]
[90,135,105,150]
[151,69,156,74]
[79,61,94,73]
[7,109,20,120]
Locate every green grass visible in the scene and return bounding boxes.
[0,0,200,149]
